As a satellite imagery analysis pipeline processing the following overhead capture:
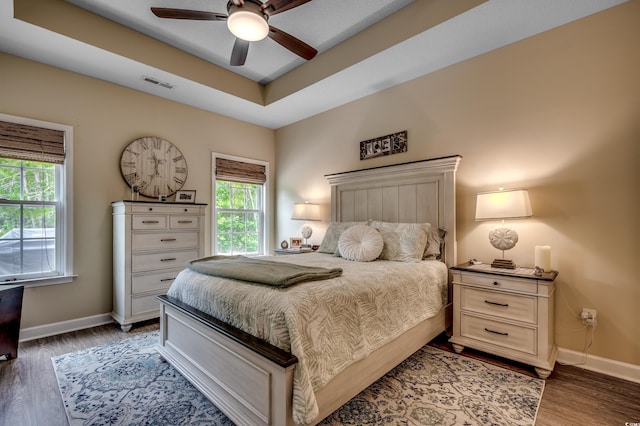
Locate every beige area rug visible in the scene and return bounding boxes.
[52,331,544,425]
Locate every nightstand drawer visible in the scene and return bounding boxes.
[460,313,536,355]
[461,287,536,323]
[132,232,199,251]
[458,273,537,294]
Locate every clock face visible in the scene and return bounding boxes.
[120,137,188,198]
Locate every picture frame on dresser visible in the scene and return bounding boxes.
[175,190,196,203]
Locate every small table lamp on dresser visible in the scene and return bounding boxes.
[448,262,558,378]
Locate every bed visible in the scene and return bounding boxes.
[156,155,461,426]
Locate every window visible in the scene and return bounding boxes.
[213,154,267,256]
[0,114,73,285]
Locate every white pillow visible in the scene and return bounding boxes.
[338,225,384,262]
[318,221,368,254]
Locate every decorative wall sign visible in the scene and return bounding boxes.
[359,130,407,160]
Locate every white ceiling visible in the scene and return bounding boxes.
[66,0,415,84]
[0,0,628,129]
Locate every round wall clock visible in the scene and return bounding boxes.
[120,136,188,198]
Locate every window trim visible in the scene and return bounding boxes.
[0,113,74,287]
[212,153,269,256]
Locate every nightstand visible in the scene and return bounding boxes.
[448,262,558,378]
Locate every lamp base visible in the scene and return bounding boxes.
[491,258,517,269]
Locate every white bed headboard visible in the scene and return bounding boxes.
[325,155,461,267]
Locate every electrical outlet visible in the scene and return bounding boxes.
[581,308,597,327]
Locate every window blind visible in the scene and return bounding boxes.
[215,157,266,184]
[0,120,65,164]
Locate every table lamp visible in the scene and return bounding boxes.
[291,202,321,247]
[475,188,532,269]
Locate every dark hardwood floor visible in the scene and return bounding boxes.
[1,321,638,426]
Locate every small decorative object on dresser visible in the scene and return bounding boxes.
[111,200,206,332]
[289,237,303,248]
[448,262,558,378]
[175,190,196,203]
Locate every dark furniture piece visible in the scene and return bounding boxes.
[0,285,24,360]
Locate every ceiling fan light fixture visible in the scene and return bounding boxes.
[227,10,269,41]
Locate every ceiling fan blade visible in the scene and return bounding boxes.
[268,26,317,60]
[262,0,312,16]
[230,38,250,66]
[150,7,227,21]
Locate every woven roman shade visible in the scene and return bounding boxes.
[0,120,65,164]
[215,157,266,184]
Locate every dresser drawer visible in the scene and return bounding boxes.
[132,269,182,294]
[460,313,536,355]
[458,273,537,294]
[132,250,198,272]
[132,215,167,230]
[132,293,163,316]
[170,216,199,229]
[132,232,199,251]
[461,287,536,323]
[132,205,201,214]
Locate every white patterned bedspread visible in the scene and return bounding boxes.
[167,252,448,426]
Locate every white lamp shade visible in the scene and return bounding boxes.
[475,189,532,220]
[291,203,321,221]
[227,10,269,41]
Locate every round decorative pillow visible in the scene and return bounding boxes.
[338,224,384,262]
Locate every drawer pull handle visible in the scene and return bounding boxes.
[484,328,508,336]
[160,258,177,262]
[484,300,509,307]
[142,220,159,224]
[178,220,193,224]
[493,281,499,286]
[160,238,177,242]
[160,278,176,282]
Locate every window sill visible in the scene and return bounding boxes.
[2,274,77,288]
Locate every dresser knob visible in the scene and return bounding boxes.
[493,281,499,286]
[148,207,153,211]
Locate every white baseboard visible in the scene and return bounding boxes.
[557,346,640,384]
[19,313,114,342]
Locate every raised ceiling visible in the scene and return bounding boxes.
[0,0,628,128]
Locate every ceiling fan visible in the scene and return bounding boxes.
[151,0,318,66]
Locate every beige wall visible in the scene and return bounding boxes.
[275,3,640,365]
[0,52,275,329]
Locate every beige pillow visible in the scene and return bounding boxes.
[338,225,384,262]
[370,221,430,262]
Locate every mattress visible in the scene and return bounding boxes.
[167,252,448,425]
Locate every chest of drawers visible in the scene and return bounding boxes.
[112,201,206,331]
[448,263,558,378]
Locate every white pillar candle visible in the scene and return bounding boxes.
[535,245,552,272]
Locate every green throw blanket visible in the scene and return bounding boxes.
[186,255,343,288]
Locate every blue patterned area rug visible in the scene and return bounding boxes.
[52,331,544,426]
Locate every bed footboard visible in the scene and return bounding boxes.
[156,295,298,426]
